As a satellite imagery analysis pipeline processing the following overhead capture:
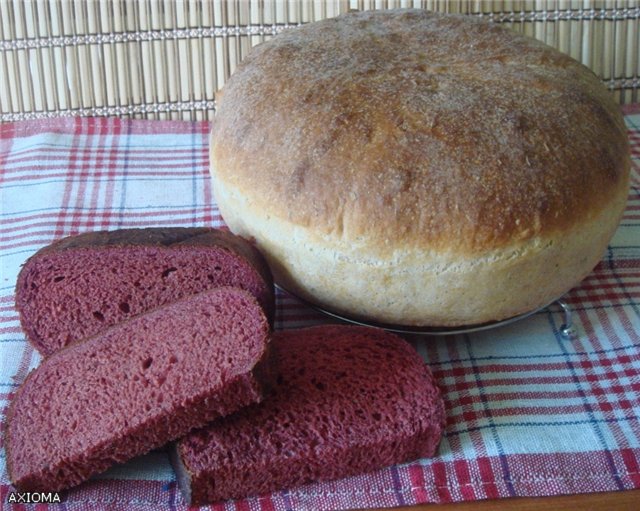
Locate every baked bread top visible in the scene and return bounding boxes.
[211,9,629,257]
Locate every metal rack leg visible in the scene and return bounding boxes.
[556,299,576,340]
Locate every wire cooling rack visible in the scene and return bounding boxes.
[275,284,576,340]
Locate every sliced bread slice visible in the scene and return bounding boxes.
[15,227,274,356]
[172,325,446,505]
[6,287,271,492]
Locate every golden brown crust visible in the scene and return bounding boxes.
[211,9,629,256]
[213,173,627,326]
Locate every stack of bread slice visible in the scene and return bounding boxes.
[7,227,445,505]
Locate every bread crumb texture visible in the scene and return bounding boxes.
[175,325,445,504]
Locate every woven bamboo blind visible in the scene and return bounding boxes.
[1,0,639,121]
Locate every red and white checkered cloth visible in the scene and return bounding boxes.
[1,106,639,511]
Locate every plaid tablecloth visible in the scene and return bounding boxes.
[1,105,639,511]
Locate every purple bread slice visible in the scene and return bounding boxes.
[15,227,274,356]
[172,325,446,505]
[5,287,271,493]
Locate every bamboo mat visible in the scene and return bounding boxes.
[0,0,639,122]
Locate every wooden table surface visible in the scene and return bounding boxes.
[368,489,640,511]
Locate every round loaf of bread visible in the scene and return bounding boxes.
[210,9,630,327]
